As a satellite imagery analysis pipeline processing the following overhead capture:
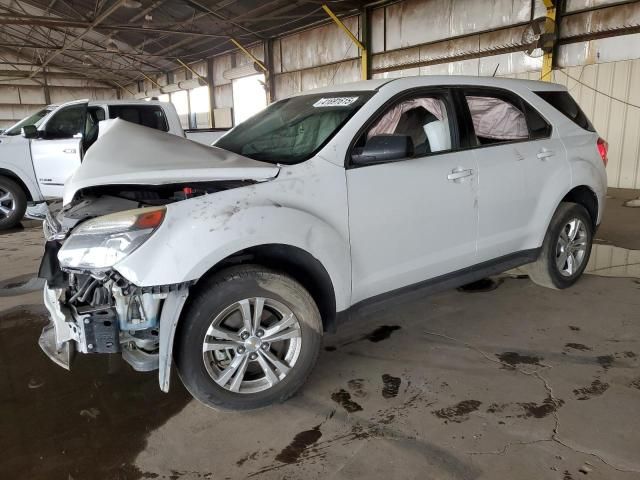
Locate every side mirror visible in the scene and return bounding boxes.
[351,134,414,165]
[21,125,39,139]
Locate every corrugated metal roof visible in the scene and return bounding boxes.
[0,0,370,86]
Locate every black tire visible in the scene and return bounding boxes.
[526,202,593,289]
[175,265,322,411]
[0,176,27,230]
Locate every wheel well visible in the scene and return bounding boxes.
[194,244,338,333]
[0,169,32,201]
[562,186,598,229]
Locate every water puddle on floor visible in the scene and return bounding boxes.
[0,274,45,297]
[586,243,640,278]
[0,304,191,479]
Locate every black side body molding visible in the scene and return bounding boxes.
[336,248,541,325]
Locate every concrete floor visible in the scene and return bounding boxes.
[1,192,639,480]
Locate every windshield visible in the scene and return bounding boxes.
[215,92,373,164]
[4,108,52,136]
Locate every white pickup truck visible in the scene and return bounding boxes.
[0,99,227,229]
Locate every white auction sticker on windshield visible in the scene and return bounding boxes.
[313,96,359,107]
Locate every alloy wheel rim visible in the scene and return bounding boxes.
[0,188,16,219]
[202,297,302,394]
[556,218,588,277]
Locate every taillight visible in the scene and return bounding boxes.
[597,137,608,167]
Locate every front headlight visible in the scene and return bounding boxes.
[58,207,166,270]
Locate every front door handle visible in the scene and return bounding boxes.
[537,149,555,160]
[63,148,76,154]
[447,168,473,182]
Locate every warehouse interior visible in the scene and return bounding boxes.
[1,0,640,479]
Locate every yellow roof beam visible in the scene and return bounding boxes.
[322,4,368,80]
[230,38,267,73]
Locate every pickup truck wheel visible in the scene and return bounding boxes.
[526,202,593,289]
[175,265,322,410]
[0,176,27,230]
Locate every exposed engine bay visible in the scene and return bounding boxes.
[39,180,252,377]
[47,180,254,236]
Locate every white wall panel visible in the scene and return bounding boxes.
[479,52,543,76]
[551,59,640,189]
[274,72,301,100]
[213,54,233,86]
[235,45,264,67]
[0,104,45,125]
[48,87,117,103]
[273,59,360,99]
[565,0,625,12]
[18,86,47,105]
[279,16,359,72]
[300,59,360,91]
[272,39,283,74]
[0,87,20,104]
[382,0,535,51]
[371,7,386,54]
[558,34,640,67]
[213,84,233,109]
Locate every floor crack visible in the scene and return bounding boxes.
[423,330,640,474]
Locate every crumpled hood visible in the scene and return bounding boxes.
[63,119,279,205]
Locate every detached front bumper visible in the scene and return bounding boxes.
[39,283,78,370]
[39,278,190,392]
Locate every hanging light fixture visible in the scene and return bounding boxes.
[106,38,119,52]
[122,0,142,9]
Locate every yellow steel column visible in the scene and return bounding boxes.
[321,4,368,80]
[229,38,267,73]
[141,72,163,89]
[177,59,209,85]
[541,0,557,82]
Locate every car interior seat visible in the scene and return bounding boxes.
[423,120,451,152]
[395,107,438,155]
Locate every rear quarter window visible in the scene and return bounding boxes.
[108,105,169,132]
[534,91,595,132]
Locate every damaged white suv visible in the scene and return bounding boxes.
[39,76,607,410]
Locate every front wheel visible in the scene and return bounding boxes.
[0,176,27,230]
[175,266,322,410]
[526,202,593,289]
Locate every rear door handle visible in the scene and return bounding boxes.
[537,149,555,159]
[447,168,473,182]
[63,148,76,154]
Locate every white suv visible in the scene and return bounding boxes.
[39,76,607,410]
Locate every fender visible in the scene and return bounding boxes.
[530,176,602,251]
[570,157,607,224]
[115,199,351,393]
[117,201,351,309]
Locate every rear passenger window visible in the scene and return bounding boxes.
[523,103,552,139]
[109,105,169,132]
[464,95,529,144]
[534,91,595,132]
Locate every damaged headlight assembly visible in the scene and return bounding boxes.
[58,206,166,271]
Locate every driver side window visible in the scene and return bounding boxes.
[367,96,453,156]
[44,105,85,139]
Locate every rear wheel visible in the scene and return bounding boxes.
[0,176,27,230]
[526,202,593,289]
[175,265,322,410]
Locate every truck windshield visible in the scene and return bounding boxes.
[4,108,52,136]
[215,91,373,164]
